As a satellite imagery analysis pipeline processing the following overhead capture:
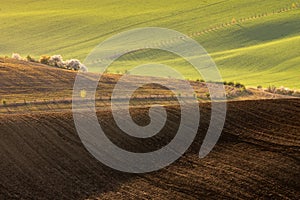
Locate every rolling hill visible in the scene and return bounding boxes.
[0,99,299,199]
[0,57,295,115]
[1,1,300,198]
[0,0,300,88]
[0,33,299,199]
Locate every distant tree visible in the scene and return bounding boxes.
[39,55,51,65]
[12,53,23,60]
[293,90,300,97]
[26,55,36,62]
[227,81,235,86]
[266,85,277,93]
[235,82,245,89]
[48,55,64,68]
[65,59,81,71]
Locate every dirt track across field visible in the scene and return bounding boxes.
[0,99,299,199]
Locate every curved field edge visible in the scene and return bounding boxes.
[0,0,300,88]
[104,9,300,88]
[0,0,298,58]
[1,57,296,114]
[0,99,299,199]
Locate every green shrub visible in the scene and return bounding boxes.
[39,55,50,65]
[227,81,234,86]
[276,86,295,96]
[235,82,241,88]
[196,79,205,82]
[205,93,210,98]
[26,55,36,62]
[293,91,300,97]
[235,82,245,89]
[266,85,277,93]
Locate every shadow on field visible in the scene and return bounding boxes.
[243,18,300,42]
[0,99,299,199]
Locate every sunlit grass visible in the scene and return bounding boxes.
[0,0,299,88]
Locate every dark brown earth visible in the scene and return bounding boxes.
[0,99,299,199]
[0,58,299,199]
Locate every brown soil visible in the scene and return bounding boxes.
[0,58,299,199]
[0,58,292,104]
[0,99,299,199]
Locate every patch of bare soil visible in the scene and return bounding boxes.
[0,99,299,199]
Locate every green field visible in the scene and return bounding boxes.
[1,0,299,88]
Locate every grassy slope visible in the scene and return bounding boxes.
[0,0,299,88]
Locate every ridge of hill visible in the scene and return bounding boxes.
[0,58,296,114]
